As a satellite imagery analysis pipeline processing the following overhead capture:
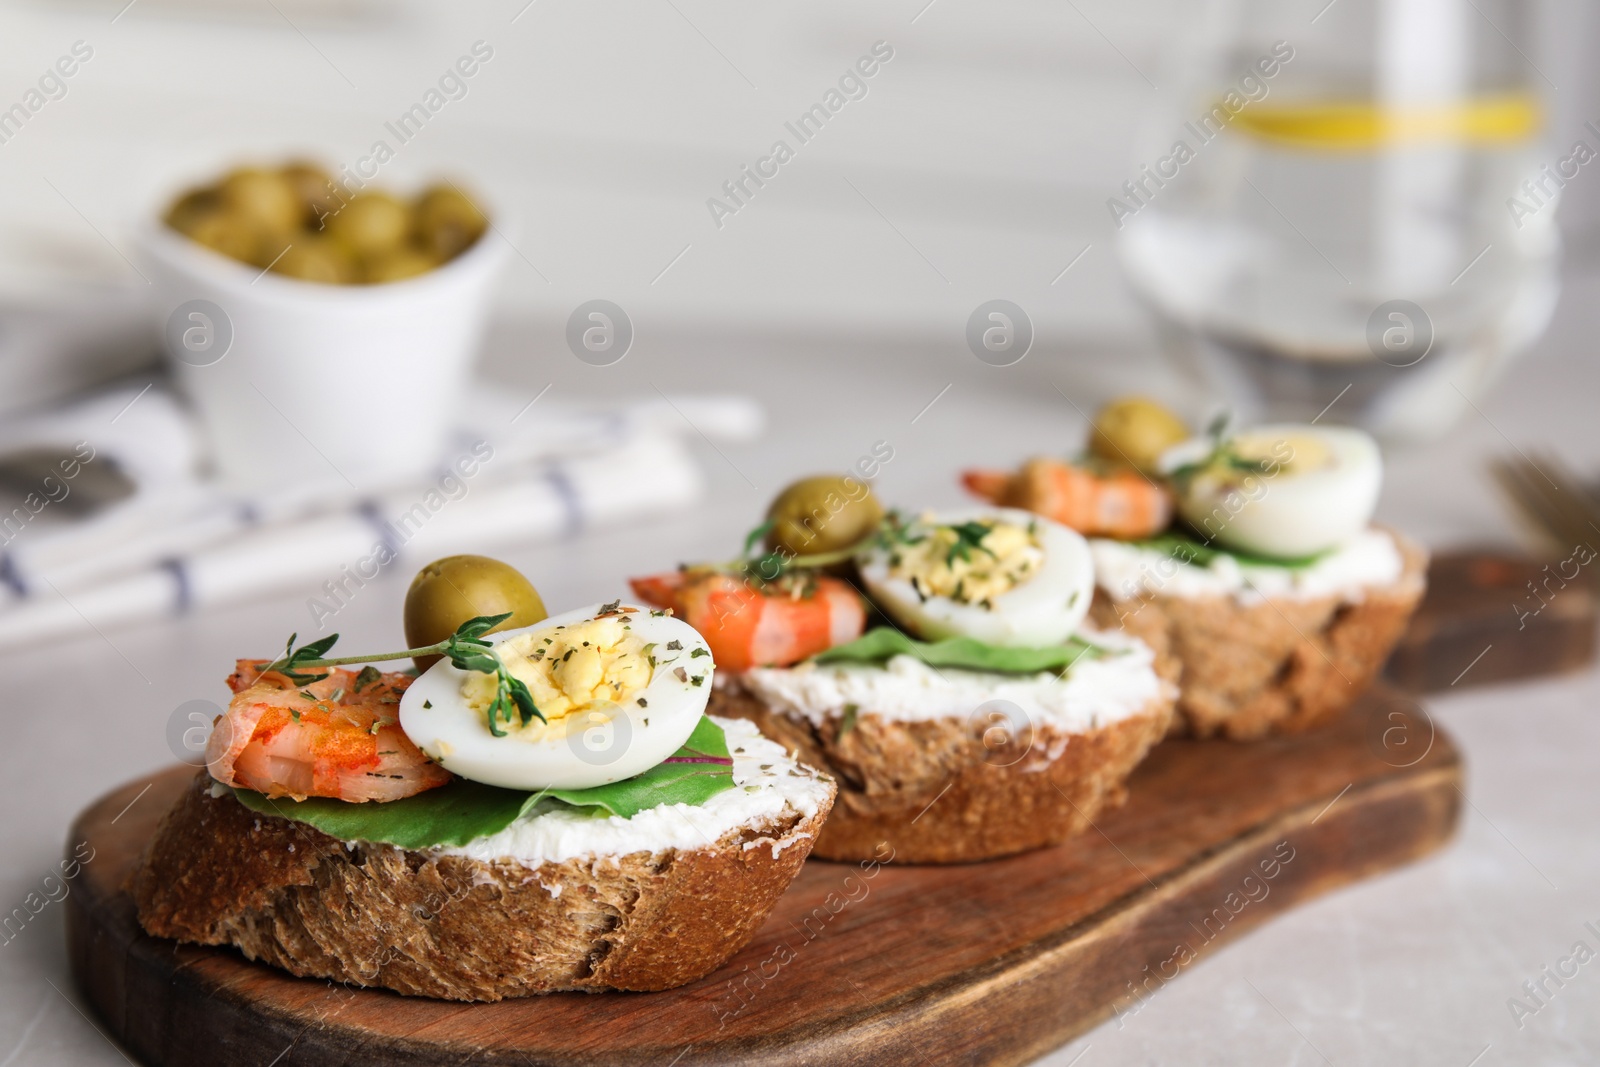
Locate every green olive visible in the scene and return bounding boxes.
[404,555,547,671]
[413,184,488,260]
[764,475,885,557]
[164,188,222,236]
[1089,396,1190,474]
[281,161,341,221]
[218,167,304,236]
[270,235,356,284]
[362,245,437,284]
[325,191,411,259]
[183,208,266,265]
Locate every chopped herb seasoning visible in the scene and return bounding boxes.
[839,702,859,736]
[944,521,996,565]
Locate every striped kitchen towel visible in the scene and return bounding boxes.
[0,381,761,651]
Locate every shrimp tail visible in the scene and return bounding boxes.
[628,569,865,672]
[961,469,1013,504]
[962,457,1174,539]
[628,573,685,611]
[227,659,272,693]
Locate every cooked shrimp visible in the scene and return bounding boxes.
[628,571,865,672]
[962,458,1172,539]
[207,661,452,802]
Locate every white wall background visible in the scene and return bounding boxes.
[0,0,1592,403]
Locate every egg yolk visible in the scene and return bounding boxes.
[887,518,1043,608]
[1230,431,1329,477]
[461,615,651,734]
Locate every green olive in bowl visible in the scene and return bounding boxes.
[183,209,266,265]
[404,555,547,671]
[325,192,412,259]
[165,189,223,235]
[764,475,884,557]
[1089,396,1189,474]
[218,167,305,236]
[270,235,356,284]
[363,246,438,284]
[414,185,488,260]
[281,161,342,220]
[163,162,491,285]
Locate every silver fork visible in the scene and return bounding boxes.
[1489,453,1600,553]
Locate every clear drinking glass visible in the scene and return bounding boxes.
[1117,0,1559,440]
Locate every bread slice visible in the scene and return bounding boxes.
[708,644,1173,864]
[1087,529,1428,740]
[132,718,834,1001]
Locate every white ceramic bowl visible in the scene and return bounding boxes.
[141,214,507,492]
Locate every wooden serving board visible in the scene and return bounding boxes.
[68,688,1460,1067]
[1384,549,1597,693]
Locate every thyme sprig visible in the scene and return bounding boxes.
[872,509,926,550]
[871,511,995,568]
[1166,413,1271,488]
[264,613,543,738]
[700,518,873,589]
[944,521,997,566]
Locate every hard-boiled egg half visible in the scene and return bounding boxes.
[399,603,714,791]
[856,507,1094,647]
[1159,423,1382,559]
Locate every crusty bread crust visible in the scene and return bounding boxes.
[709,686,1171,864]
[132,773,832,1000]
[1088,531,1428,741]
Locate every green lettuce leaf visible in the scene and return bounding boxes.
[811,628,1103,674]
[232,716,736,850]
[234,778,539,850]
[539,714,733,816]
[1127,531,1330,570]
